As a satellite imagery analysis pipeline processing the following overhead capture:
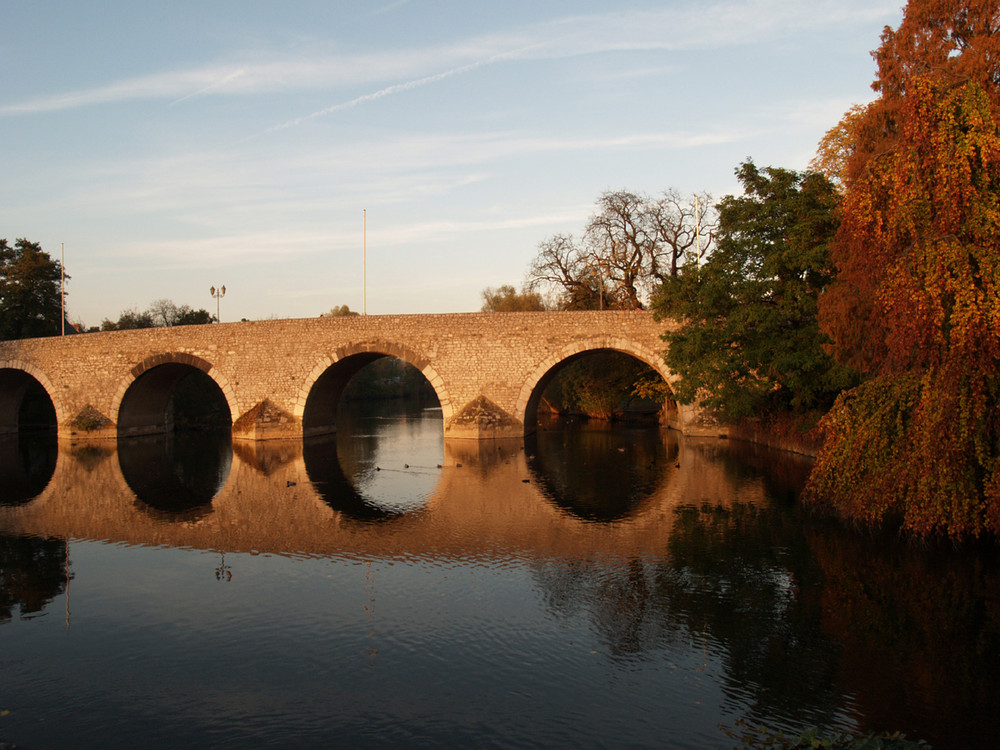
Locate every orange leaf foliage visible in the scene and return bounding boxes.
[807,0,1000,538]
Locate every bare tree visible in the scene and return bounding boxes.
[583,191,651,309]
[647,188,717,278]
[527,190,716,310]
[148,298,180,327]
[527,234,604,310]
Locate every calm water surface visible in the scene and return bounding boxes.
[1,403,999,749]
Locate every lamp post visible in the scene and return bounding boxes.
[210,285,226,323]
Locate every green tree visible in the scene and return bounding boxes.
[342,357,436,401]
[0,238,67,340]
[654,161,854,421]
[101,308,155,331]
[174,306,214,325]
[480,285,546,312]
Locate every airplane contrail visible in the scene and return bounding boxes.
[258,45,538,137]
[171,69,247,106]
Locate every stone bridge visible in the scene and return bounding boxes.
[0,311,714,442]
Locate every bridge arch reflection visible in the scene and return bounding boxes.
[303,398,442,521]
[526,423,679,522]
[119,432,232,520]
[0,415,769,560]
[0,368,58,505]
[0,434,57,506]
[303,435,415,522]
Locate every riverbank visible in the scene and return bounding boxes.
[549,403,824,458]
[723,412,823,458]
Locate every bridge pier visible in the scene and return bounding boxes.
[443,395,524,440]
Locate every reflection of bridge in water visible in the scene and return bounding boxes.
[0,433,800,560]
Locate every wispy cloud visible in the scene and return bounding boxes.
[1,0,898,117]
[0,54,456,115]
[73,125,752,212]
[113,205,597,269]
[367,209,598,249]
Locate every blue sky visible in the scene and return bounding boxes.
[1,0,902,326]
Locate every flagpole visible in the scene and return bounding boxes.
[363,209,367,316]
[694,197,701,268]
[61,243,65,336]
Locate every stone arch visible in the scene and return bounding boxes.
[0,359,64,433]
[294,341,453,437]
[515,337,677,434]
[111,352,236,436]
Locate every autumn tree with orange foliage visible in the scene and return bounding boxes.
[806,0,1000,538]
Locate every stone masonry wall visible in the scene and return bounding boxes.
[0,311,714,440]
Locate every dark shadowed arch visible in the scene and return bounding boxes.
[114,353,234,437]
[516,339,677,436]
[298,342,450,437]
[0,367,58,435]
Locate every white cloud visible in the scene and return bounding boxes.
[48,124,752,230]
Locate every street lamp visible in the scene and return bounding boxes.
[210,285,226,323]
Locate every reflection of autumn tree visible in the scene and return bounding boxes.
[0,534,69,623]
[533,557,688,659]
[808,528,1000,750]
[661,503,843,728]
[533,481,1000,749]
[714,440,815,505]
[532,499,847,730]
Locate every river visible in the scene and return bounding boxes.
[1,400,998,749]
